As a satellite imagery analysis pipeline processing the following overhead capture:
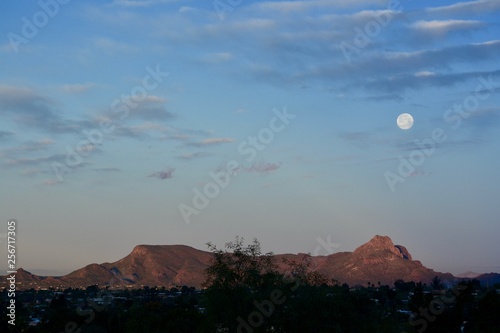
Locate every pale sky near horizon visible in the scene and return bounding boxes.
[1,0,499,277]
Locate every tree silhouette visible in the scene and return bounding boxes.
[202,237,282,332]
[431,275,444,290]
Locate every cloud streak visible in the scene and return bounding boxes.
[0,85,60,128]
[0,131,14,139]
[177,152,210,160]
[148,166,175,180]
[245,161,281,174]
[426,0,500,15]
[411,20,484,36]
[253,0,388,12]
[61,83,96,94]
[111,0,179,7]
[187,137,235,147]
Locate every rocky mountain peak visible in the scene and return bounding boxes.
[3,236,461,290]
[131,244,152,256]
[353,235,412,260]
[394,245,412,260]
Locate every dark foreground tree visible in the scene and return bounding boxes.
[202,237,284,332]
[201,236,395,333]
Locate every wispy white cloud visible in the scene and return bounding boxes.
[160,133,191,142]
[41,179,61,186]
[200,52,233,63]
[75,0,499,104]
[363,69,500,94]
[308,40,500,96]
[22,168,42,177]
[415,71,436,77]
[253,0,387,12]
[5,154,65,167]
[201,138,234,145]
[93,167,121,172]
[111,0,181,7]
[61,83,96,94]
[132,122,169,131]
[230,18,276,30]
[177,152,210,160]
[188,138,235,147]
[426,0,500,15]
[107,95,175,122]
[2,139,55,154]
[179,6,197,13]
[94,37,138,54]
[411,20,484,36]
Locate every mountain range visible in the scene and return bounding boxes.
[4,235,499,290]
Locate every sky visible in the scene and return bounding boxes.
[0,0,499,277]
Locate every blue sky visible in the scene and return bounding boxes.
[1,0,499,277]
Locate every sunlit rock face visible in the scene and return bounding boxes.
[4,236,457,290]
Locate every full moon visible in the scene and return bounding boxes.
[397,113,414,130]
